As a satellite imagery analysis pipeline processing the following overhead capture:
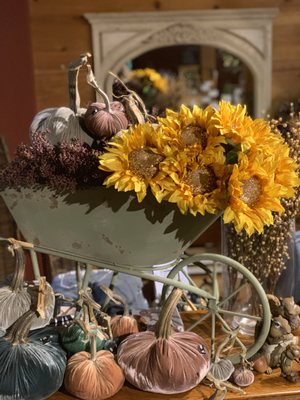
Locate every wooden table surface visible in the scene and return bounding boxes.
[49,368,300,400]
[48,311,300,400]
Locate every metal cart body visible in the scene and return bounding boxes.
[1,186,271,362]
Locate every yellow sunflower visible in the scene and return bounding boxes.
[250,118,284,154]
[159,146,227,216]
[223,151,286,235]
[129,68,168,93]
[99,123,168,202]
[158,104,226,163]
[273,144,300,197]
[212,100,255,152]
[248,118,299,197]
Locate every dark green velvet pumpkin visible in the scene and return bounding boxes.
[61,320,108,354]
[61,288,111,355]
[0,310,66,400]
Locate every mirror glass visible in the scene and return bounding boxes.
[117,45,254,116]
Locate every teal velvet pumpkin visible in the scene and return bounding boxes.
[0,310,66,400]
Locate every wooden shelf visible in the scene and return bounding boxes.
[48,312,300,400]
[49,369,300,400]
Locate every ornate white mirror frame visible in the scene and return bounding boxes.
[84,8,278,117]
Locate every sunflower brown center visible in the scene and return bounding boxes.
[185,166,217,195]
[240,177,262,207]
[128,149,163,179]
[181,126,207,148]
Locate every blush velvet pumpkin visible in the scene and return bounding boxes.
[117,288,210,394]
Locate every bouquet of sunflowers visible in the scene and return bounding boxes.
[99,100,299,236]
[0,53,298,239]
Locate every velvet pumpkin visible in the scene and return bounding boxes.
[0,241,54,330]
[117,288,210,394]
[61,288,111,355]
[61,320,108,355]
[99,285,139,338]
[0,278,66,400]
[29,54,94,146]
[30,106,93,146]
[83,65,128,140]
[84,101,128,140]
[64,334,125,400]
[232,364,255,387]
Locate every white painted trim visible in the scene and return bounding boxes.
[84,8,278,117]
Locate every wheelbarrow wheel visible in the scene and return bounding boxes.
[160,253,271,364]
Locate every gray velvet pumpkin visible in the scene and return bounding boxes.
[0,242,55,330]
[29,53,94,146]
[30,106,93,146]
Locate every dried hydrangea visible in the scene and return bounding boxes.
[0,133,107,193]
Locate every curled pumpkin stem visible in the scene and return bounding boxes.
[99,285,129,316]
[77,288,101,312]
[68,52,91,114]
[109,71,148,124]
[86,65,112,112]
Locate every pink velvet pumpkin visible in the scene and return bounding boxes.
[117,288,210,394]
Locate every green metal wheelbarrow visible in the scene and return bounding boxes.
[1,185,271,362]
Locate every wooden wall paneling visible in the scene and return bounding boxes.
[272,72,300,103]
[34,69,94,110]
[0,0,36,156]
[272,6,300,105]
[28,0,286,18]
[30,20,91,58]
[28,0,300,111]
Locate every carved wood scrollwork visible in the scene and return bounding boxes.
[84,9,278,117]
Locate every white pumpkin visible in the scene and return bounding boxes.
[29,106,94,145]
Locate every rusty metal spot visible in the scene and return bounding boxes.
[102,234,113,245]
[72,242,82,249]
[33,237,40,246]
[116,245,125,254]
